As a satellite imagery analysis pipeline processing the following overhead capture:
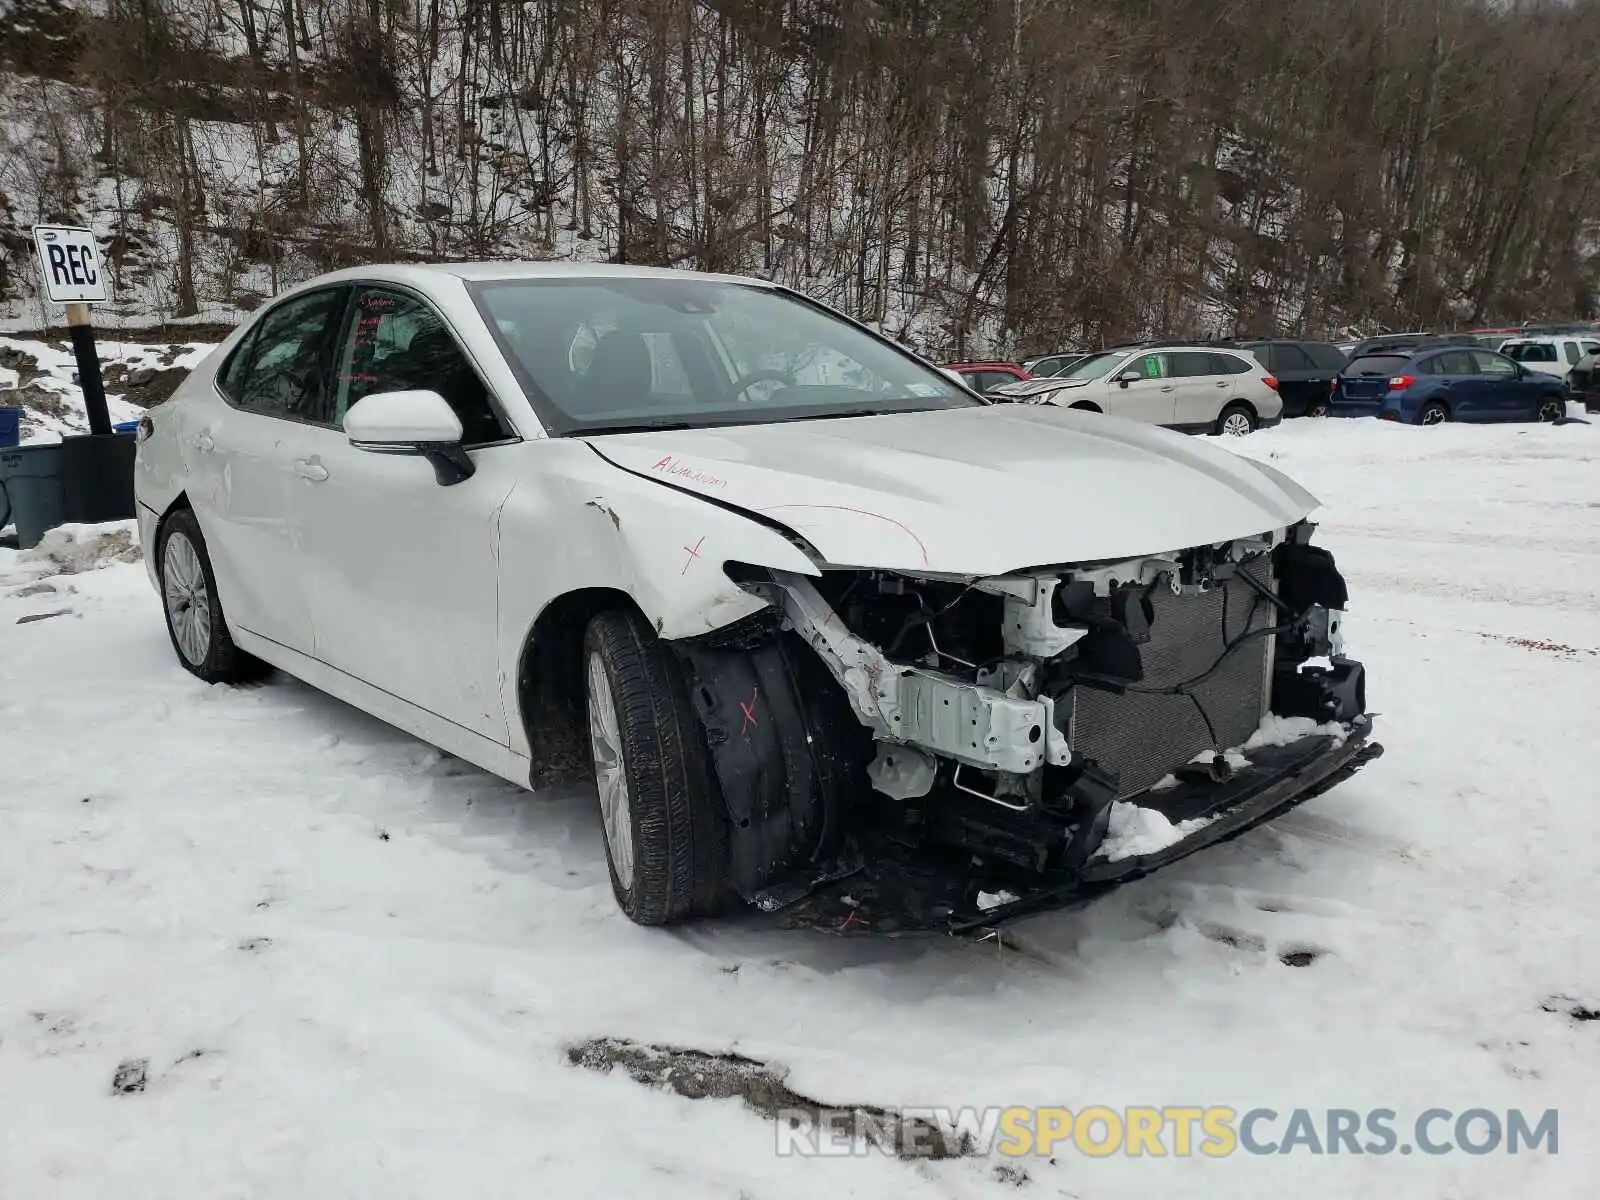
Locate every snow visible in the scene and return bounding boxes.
[4,417,1600,1197]
[1098,803,1216,863]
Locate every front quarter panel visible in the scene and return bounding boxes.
[496,443,820,756]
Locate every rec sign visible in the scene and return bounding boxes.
[32,225,108,303]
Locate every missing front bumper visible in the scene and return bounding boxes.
[768,717,1382,936]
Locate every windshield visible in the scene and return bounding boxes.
[1058,350,1131,381]
[469,277,973,434]
[1502,342,1557,363]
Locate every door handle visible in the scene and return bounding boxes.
[1160,385,1174,392]
[294,457,329,482]
[1214,381,1228,388]
[192,429,215,452]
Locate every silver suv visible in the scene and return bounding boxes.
[1002,344,1284,436]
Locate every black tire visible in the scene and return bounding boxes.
[1306,401,1329,418]
[1537,395,1565,423]
[157,507,271,684]
[583,608,730,925]
[1419,401,1450,426]
[1214,402,1258,436]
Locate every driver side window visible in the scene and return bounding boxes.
[333,287,506,445]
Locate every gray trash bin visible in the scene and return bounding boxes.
[0,442,68,549]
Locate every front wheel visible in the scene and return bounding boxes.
[583,608,731,925]
[1215,403,1258,437]
[1419,401,1450,426]
[1537,395,1565,423]
[1306,401,1329,418]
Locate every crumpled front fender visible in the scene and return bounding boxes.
[581,487,820,639]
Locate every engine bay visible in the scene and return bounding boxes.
[676,519,1372,928]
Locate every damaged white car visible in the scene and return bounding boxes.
[133,264,1380,933]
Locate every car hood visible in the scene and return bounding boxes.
[583,406,1318,575]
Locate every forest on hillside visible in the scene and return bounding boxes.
[2,0,1599,355]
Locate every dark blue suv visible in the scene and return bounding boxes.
[1330,345,1568,425]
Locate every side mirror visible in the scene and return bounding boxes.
[1115,371,1138,387]
[344,390,475,486]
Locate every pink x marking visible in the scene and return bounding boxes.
[739,687,760,737]
[681,535,706,575]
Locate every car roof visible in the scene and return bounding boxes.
[945,361,1023,370]
[298,260,779,289]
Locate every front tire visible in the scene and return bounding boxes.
[1537,395,1564,423]
[1215,402,1258,436]
[583,608,730,925]
[1306,400,1329,418]
[157,508,270,684]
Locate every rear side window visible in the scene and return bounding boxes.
[1429,350,1477,376]
[1473,351,1517,377]
[1504,342,1557,363]
[1210,352,1254,375]
[1238,343,1276,371]
[224,288,348,423]
[1563,341,1582,365]
[1273,344,1315,371]
[1345,355,1410,376]
[1169,351,1214,377]
[1304,343,1348,371]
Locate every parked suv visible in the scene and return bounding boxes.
[1018,344,1282,435]
[1227,339,1348,417]
[1330,344,1567,424]
[1497,334,1600,382]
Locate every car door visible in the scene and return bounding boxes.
[290,283,519,743]
[1101,352,1177,425]
[1426,349,1484,417]
[1164,350,1225,427]
[1470,349,1525,419]
[187,286,348,654]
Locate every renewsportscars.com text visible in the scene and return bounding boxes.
[775,1105,1559,1159]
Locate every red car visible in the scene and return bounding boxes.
[943,361,1032,394]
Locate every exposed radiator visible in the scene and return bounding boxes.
[1068,558,1275,799]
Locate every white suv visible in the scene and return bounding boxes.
[1016,344,1284,435]
[1498,335,1600,381]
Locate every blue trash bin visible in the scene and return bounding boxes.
[0,442,68,549]
[0,406,21,448]
[112,419,140,436]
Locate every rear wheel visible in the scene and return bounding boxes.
[157,508,270,684]
[1306,400,1329,418]
[1419,401,1450,426]
[1069,401,1101,413]
[1537,395,1565,422]
[583,608,730,925]
[1215,403,1258,437]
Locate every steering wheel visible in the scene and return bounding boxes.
[727,367,794,402]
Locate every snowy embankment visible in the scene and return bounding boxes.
[2,419,1599,1198]
[0,336,218,443]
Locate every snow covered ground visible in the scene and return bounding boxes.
[3,418,1598,1198]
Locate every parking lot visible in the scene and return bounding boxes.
[3,417,1598,1199]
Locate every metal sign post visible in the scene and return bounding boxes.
[30,223,135,531]
[32,226,111,435]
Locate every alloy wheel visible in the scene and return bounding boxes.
[586,651,635,888]
[1222,411,1254,436]
[162,531,212,666]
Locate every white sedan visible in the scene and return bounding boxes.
[134,263,1380,932]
